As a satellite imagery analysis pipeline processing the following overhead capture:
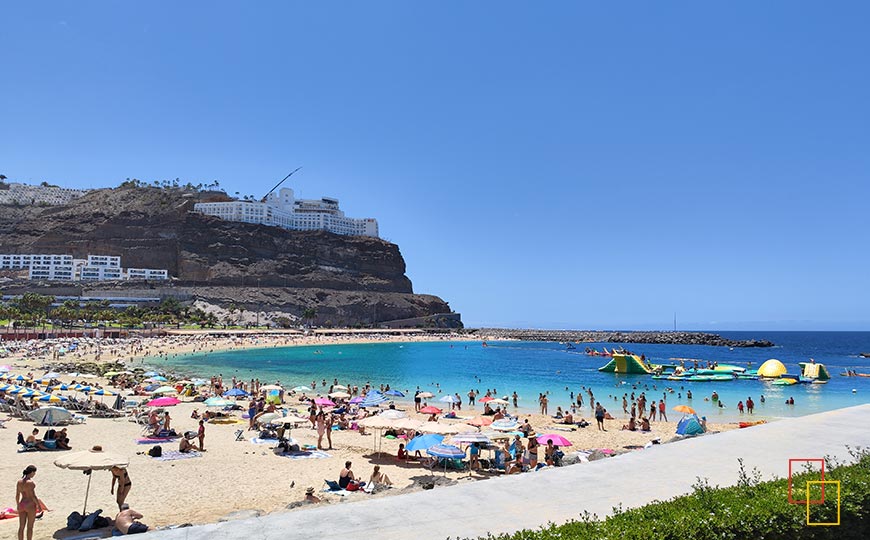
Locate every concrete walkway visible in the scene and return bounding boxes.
[148,404,870,540]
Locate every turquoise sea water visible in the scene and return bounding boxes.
[156,332,870,422]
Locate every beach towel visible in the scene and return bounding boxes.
[279,450,331,460]
[136,437,176,445]
[250,437,277,445]
[153,450,202,461]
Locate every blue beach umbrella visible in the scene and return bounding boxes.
[439,395,460,404]
[147,376,168,382]
[204,397,233,408]
[49,384,70,391]
[406,434,444,452]
[143,371,159,377]
[144,384,159,392]
[384,390,405,397]
[359,392,388,408]
[427,444,466,459]
[223,388,249,398]
[36,394,69,403]
[89,389,117,396]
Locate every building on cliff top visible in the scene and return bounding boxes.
[193,187,379,237]
[0,182,89,206]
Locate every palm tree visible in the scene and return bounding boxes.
[302,307,317,327]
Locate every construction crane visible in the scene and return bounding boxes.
[261,167,302,202]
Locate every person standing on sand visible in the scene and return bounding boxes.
[16,465,38,540]
[315,411,327,450]
[541,394,549,415]
[110,466,132,511]
[658,400,667,421]
[198,420,206,451]
[325,412,334,450]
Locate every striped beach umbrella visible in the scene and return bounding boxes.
[89,389,118,396]
[36,394,68,403]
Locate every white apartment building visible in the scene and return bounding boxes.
[1,254,74,270]
[0,183,89,206]
[193,187,379,238]
[0,253,168,282]
[126,268,169,281]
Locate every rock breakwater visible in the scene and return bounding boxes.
[475,329,773,348]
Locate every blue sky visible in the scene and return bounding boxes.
[2,2,868,330]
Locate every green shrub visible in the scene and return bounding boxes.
[474,448,869,540]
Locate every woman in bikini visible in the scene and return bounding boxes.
[16,465,38,540]
[110,466,132,511]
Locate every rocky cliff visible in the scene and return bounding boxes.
[0,185,458,326]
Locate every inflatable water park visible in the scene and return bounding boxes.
[595,355,832,385]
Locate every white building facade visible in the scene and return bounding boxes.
[193,187,379,238]
[0,183,89,206]
[0,253,168,282]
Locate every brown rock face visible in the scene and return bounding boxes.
[0,186,457,325]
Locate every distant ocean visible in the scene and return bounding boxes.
[156,331,870,422]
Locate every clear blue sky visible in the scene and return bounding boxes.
[2,2,868,330]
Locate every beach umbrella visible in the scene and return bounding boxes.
[406,434,444,452]
[146,397,181,407]
[11,375,31,382]
[480,430,516,440]
[360,394,388,408]
[204,397,233,408]
[379,409,409,420]
[55,446,129,514]
[103,371,124,377]
[146,376,168,382]
[328,391,351,399]
[261,384,283,391]
[419,422,467,435]
[349,396,365,404]
[33,377,53,385]
[332,384,348,390]
[357,415,397,429]
[427,444,466,475]
[143,371,159,377]
[420,406,443,415]
[536,434,572,447]
[150,386,177,395]
[89,389,117,396]
[19,389,44,398]
[467,416,493,427]
[0,365,11,372]
[479,396,494,403]
[256,412,283,425]
[29,406,72,426]
[48,384,70,391]
[44,372,61,378]
[292,386,312,392]
[223,388,250,398]
[36,394,68,403]
[673,405,696,414]
[191,378,209,386]
[490,419,520,432]
[451,431,491,444]
[417,392,434,399]
[385,389,405,397]
[393,417,424,431]
[143,384,159,392]
[486,398,509,406]
[439,395,460,404]
[314,397,336,407]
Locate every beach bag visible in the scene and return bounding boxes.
[148,445,163,457]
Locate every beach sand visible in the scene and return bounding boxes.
[0,335,737,539]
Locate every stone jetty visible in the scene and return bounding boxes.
[475,329,774,347]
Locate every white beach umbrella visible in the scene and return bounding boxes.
[332,384,348,390]
[439,395,460,403]
[419,422,467,435]
[328,391,351,399]
[55,446,129,514]
[378,409,408,420]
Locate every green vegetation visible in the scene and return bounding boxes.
[0,293,223,329]
[477,448,869,540]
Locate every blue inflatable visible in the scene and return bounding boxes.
[676,415,705,436]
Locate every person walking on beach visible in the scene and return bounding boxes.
[595,403,606,431]
[110,466,132,511]
[658,400,667,421]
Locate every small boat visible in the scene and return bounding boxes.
[860,352,870,358]
[566,343,576,351]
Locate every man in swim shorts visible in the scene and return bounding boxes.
[115,504,149,535]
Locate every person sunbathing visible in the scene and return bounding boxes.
[561,412,574,424]
[622,416,637,431]
[25,429,49,451]
[115,504,148,535]
[641,417,651,432]
[179,435,200,453]
[369,465,393,487]
[55,428,71,450]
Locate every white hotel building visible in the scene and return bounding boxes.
[193,188,379,238]
[0,254,168,282]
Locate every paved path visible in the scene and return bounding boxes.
[148,405,870,540]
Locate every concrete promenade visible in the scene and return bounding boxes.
[148,404,870,540]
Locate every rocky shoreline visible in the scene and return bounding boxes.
[475,329,774,348]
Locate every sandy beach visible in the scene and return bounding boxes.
[0,334,737,539]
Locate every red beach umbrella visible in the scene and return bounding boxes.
[420,406,443,415]
[467,416,493,427]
